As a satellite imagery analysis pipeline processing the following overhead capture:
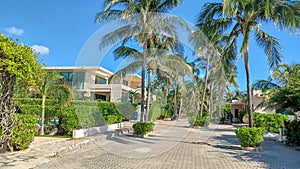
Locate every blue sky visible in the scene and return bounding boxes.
[1,0,299,91]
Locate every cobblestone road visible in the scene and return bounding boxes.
[35,120,300,169]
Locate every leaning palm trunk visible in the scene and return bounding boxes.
[146,67,152,121]
[0,69,16,153]
[40,95,46,135]
[200,55,210,117]
[244,48,253,127]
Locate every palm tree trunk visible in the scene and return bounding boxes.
[146,67,152,121]
[173,84,178,120]
[200,55,210,117]
[141,33,150,122]
[40,94,46,135]
[178,98,183,119]
[209,82,214,118]
[244,47,254,127]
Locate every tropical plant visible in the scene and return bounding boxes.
[132,122,154,135]
[197,0,300,127]
[191,24,238,118]
[95,0,188,122]
[235,126,266,147]
[253,63,300,112]
[35,72,71,135]
[0,34,42,153]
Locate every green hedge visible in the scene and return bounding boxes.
[11,113,37,151]
[285,120,300,146]
[15,98,137,136]
[254,112,288,133]
[235,127,266,147]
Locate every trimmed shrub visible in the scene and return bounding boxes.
[285,120,300,146]
[188,115,210,127]
[235,127,266,147]
[11,113,37,151]
[254,112,288,133]
[132,122,155,135]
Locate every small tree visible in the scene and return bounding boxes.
[0,34,42,152]
[35,71,70,135]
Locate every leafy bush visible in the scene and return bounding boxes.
[285,120,300,146]
[188,115,210,127]
[132,122,155,135]
[235,127,266,147]
[15,99,137,136]
[11,113,37,151]
[254,112,288,133]
[149,104,162,121]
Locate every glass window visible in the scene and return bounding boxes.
[95,94,106,101]
[95,76,107,84]
[123,80,128,86]
[59,72,85,90]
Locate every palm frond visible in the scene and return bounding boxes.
[254,28,283,69]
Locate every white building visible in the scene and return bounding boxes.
[45,66,141,102]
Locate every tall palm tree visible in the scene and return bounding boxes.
[197,0,300,127]
[96,0,188,122]
[191,27,237,117]
[36,71,70,135]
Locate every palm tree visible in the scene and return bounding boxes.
[95,0,188,122]
[36,71,70,135]
[197,0,300,127]
[191,27,237,117]
[112,45,191,121]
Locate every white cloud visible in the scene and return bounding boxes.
[31,45,50,55]
[4,26,24,36]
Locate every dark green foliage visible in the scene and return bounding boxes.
[239,111,247,123]
[254,112,288,133]
[132,122,155,135]
[149,104,162,121]
[15,98,136,136]
[188,114,210,127]
[285,120,300,146]
[11,113,37,151]
[270,87,300,113]
[235,127,266,147]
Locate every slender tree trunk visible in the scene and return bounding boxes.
[141,33,150,122]
[40,95,46,135]
[244,47,253,127]
[173,84,178,120]
[146,67,152,121]
[200,55,210,117]
[0,70,16,153]
[209,82,214,118]
[178,98,183,119]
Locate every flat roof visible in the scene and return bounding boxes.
[45,66,114,75]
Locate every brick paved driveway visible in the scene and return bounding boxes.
[35,120,300,169]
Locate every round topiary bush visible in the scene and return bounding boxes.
[235,126,266,147]
[132,122,154,135]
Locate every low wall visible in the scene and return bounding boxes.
[72,122,124,138]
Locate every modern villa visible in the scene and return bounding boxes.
[45,66,142,102]
[230,90,276,122]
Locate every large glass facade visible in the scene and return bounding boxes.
[60,72,85,89]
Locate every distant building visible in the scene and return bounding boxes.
[45,66,141,102]
[230,90,276,122]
